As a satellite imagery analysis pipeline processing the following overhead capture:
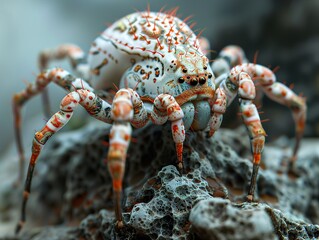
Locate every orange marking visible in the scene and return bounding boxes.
[113,179,123,191]
[176,142,183,163]
[253,153,261,164]
[244,110,253,117]
[61,94,78,108]
[297,120,305,132]
[23,191,30,199]
[35,131,44,142]
[175,86,214,106]
[112,102,132,118]
[124,134,130,141]
[50,115,62,128]
[172,124,179,133]
[30,153,39,165]
[281,90,287,97]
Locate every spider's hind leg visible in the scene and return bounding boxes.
[220,69,267,202]
[259,78,306,166]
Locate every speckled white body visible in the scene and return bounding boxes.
[89,12,214,97]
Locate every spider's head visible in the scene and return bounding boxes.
[174,49,214,87]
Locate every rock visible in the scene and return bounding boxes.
[189,198,277,240]
[190,198,319,240]
[1,121,319,239]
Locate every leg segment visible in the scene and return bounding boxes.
[39,44,89,80]
[150,94,185,171]
[219,70,266,201]
[236,72,266,201]
[15,89,113,234]
[213,46,306,163]
[39,44,89,117]
[107,88,148,228]
[212,45,248,78]
[15,91,81,234]
[208,88,227,137]
[231,64,306,163]
[13,69,94,184]
[107,123,132,228]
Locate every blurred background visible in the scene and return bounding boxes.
[0,0,319,156]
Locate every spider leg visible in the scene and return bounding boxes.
[15,88,113,234]
[13,68,94,184]
[150,94,185,172]
[107,88,148,228]
[213,46,306,164]
[219,68,266,202]
[107,122,132,229]
[208,88,227,137]
[236,72,266,202]
[254,67,306,165]
[15,91,81,234]
[232,63,306,165]
[212,45,248,78]
[39,44,90,117]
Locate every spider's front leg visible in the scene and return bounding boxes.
[217,70,267,202]
[236,72,266,201]
[107,88,148,228]
[150,94,185,172]
[108,91,185,228]
[208,88,227,137]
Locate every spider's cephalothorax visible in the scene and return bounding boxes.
[13,9,306,233]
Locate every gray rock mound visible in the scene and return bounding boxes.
[1,122,319,240]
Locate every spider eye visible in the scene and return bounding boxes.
[199,77,206,84]
[203,66,207,70]
[178,77,185,83]
[208,73,213,79]
[182,69,187,73]
[190,78,198,86]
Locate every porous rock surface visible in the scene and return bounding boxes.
[1,122,319,240]
[190,198,319,240]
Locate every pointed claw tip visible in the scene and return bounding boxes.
[116,220,124,229]
[178,162,183,175]
[246,194,253,202]
[15,221,24,235]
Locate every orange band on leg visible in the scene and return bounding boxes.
[253,153,261,165]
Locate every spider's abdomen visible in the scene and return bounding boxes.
[88,11,202,92]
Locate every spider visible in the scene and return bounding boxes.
[13,8,306,233]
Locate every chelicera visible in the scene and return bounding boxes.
[13,8,306,233]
